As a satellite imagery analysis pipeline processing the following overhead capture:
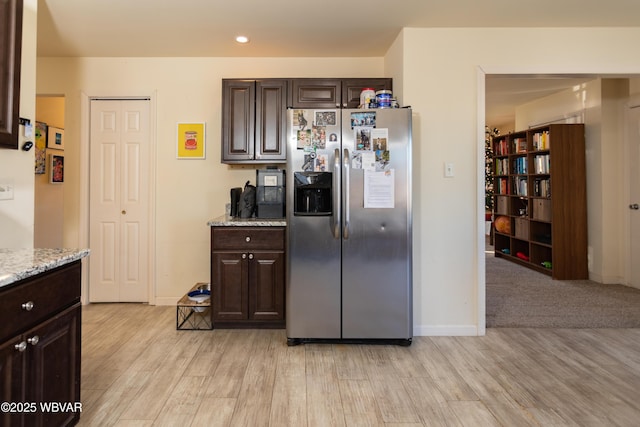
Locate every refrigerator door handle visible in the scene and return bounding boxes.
[332,148,341,239]
[343,148,350,239]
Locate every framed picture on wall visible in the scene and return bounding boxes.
[47,126,65,150]
[176,122,205,159]
[34,121,47,174]
[49,152,64,184]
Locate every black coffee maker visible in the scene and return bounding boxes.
[255,168,285,218]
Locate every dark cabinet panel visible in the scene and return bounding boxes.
[290,79,341,108]
[222,80,255,162]
[26,305,81,427]
[211,227,285,250]
[0,335,25,427]
[221,79,287,163]
[255,79,287,161]
[248,251,284,321]
[212,252,248,320]
[0,0,23,149]
[290,78,392,108]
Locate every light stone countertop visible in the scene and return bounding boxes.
[207,214,286,227]
[0,248,90,288]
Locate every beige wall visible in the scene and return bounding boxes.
[399,27,640,335]
[0,0,37,248]
[599,79,629,284]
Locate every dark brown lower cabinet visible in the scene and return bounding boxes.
[211,227,285,328]
[0,262,82,427]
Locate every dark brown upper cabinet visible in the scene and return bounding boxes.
[221,79,287,164]
[289,78,392,109]
[0,0,23,150]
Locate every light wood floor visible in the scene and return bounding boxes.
[78,304,640,426]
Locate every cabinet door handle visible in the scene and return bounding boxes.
[14,341,27,352]
[21,301,34,311]
[245,236,251,242]
[27,335,39,346]
[242,253,247,259]
[630,203,639,210]
[248,253,254,260]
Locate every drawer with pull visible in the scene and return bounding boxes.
[0,261,81,342]
[211,227,285,251]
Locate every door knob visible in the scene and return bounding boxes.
[21,301,34,311]
[27,335,39,346]
[14,341,27,352]
[242,253,247,259]
[121,210,127,215]
[630,204,639,210]
[248,253,254,260]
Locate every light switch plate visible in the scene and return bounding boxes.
[0,183,14,200]
[444,162,454,178]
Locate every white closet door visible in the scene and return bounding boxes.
[89,99,150,302]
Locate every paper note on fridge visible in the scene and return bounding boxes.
[364,169,395,209]
[360,151,375,171]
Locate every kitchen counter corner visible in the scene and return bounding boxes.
[0,248,90,288]
[208,214,286,227]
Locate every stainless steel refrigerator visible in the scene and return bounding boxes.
[286,108,412,346]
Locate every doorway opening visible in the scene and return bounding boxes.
[482,73,640,329]
[34,95,65,248]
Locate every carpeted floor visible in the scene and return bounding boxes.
[486,242,640,328]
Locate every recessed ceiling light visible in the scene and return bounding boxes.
[236,36,249,44]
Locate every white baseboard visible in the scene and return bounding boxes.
[413,324,479,336]
[588,272,624,285]
[144,301,482,337]
[154,297,179,306]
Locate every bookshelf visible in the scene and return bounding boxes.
[492,124,588,280]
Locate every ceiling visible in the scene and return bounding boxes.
[36,0,640,127]
[484,75,598,129]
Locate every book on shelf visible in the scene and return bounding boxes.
[513,156,527,174]
[495,158,509,175]
[514,177,528,196]
[496,177,509,195]
[533,154,550,174]
[514,137,527,153]
[533,178,551,197]
[495,139,509,156]
[532,131,551,151]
